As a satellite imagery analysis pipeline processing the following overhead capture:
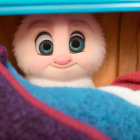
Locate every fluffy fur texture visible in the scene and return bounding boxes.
[1,45,140,140]
[13,14,106,87]
[100,86,140,106]
[26,77,94,88]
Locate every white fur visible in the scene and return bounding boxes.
[26,76,94,88]
[100,86,140,106]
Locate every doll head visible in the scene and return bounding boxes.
[13,13,106,87]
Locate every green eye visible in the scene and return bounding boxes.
[69,33,85,53]
[39,40,53,55]
[35,32,53,55]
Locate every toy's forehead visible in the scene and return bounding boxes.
[24,13,94,29]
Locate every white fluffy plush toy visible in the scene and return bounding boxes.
[13,13,106,87]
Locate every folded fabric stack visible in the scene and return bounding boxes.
[0,45,140,140]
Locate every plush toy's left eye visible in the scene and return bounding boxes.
[35,32,53,55]
[69,31,85,53]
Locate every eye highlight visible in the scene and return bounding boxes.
[35,32,53,55]
[69,31,85,53]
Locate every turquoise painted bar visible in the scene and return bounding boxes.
[0,0,140,5]
[0,0,139,15]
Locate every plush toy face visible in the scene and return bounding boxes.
[13,14,105,86]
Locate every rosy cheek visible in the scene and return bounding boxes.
[71,48,96,74]
[28,56,53,71]
[72,52,89,67]
[75,55,91,68]
[36,60,50,70]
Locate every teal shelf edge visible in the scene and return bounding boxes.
[0,2,140,15]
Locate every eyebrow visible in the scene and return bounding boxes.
[27,20,54,30]
[68,19,92,30]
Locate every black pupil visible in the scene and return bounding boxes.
[72,40,80,48]
[42,41,51,50]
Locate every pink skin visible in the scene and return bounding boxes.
[53,55,73,68]
[13,14,105,82]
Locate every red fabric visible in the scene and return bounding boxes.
[112,71,140,90]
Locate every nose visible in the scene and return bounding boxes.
[54,55,72,65]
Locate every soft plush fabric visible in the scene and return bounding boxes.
[0,45,140,140]
[100,71,140,107]
[112,71,140,90]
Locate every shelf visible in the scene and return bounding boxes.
[0,0,140,15]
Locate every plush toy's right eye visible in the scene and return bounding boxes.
[35,32,53,55]
[69,31,85,53]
